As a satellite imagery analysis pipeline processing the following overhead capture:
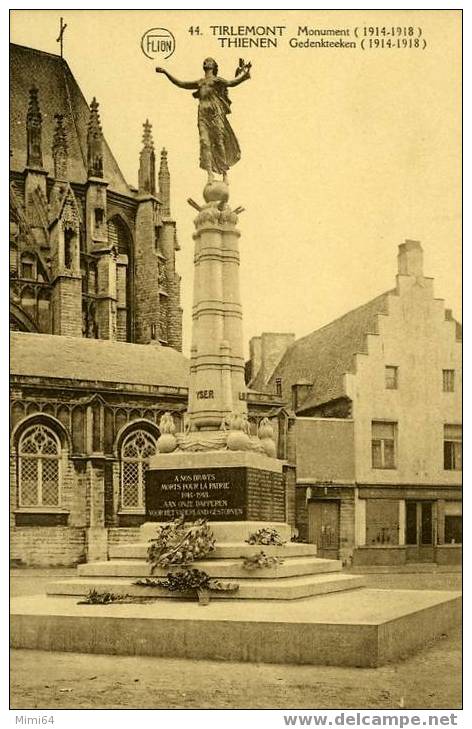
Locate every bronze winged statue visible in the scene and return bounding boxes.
[156,57,251,184]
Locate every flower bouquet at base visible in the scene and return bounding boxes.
[135,568,239,605]
[147,515,216,571]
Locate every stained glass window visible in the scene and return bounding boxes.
[121,429,157,509]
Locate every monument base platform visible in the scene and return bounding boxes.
[14,518,461,666]
[146,451,286,523]
[11,589,461,667]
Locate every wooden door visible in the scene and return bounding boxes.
[308,500,340,559]
[405,501,436,562]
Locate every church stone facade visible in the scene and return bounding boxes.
[9,43,187,565]
[10,43,182,347]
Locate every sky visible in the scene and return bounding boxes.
[10,9,462,355]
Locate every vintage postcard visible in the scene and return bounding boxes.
[9,7,461,718]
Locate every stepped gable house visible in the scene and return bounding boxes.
[247,241,462,566]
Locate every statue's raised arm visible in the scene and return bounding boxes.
[155,67,199,90]
[155,57,251,184]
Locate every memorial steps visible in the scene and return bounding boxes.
[76,556,344,580]
[46,573,366,601]
[109,540,319,560]
[46,525,366,601]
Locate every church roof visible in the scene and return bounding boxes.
[10,43,131,196]
[267,292,393,413]
[11,332,189,389]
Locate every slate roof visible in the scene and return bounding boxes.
[267,292,393,413]
[11,332,189,389]
[10,43,131,196]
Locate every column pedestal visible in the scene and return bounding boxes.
[146,451,285,524]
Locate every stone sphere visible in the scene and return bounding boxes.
[227,430,251,451]
[157,433,177,453]
[203,180,229,204]
[260,437,277,458]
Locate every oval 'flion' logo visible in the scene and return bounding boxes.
[141,28,175,60]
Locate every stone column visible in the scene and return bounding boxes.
[222,224,246,414]
[188,187,247,430]
[190,222,225,428]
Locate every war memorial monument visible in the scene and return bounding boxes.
[11,58,460,668]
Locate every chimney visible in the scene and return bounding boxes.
[397,240,423,277]
[248,336,262,383]
[291,380,312,411]
[261,332,295,385]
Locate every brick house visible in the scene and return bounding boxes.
[247,242,462,566]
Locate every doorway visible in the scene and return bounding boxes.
[308,500,340,559]
[405,501,436,562]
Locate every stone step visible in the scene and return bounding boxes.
[109,541,318,561]
[47,572,366,601]
[78,556,341,580]
[140,521,292,544]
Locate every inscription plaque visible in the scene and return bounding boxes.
[146,467,248,521]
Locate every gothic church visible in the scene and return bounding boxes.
[10,43,286,566]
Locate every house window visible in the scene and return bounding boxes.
[444,516,462,544]
[18,424,61,507]
[121,429,157,510]
[444,424,462,470]
[372,421,396,469]
[366,499,399,545]
[275,378,283,397]
[443,369,455,392]
[385,366,398,390]
[444,502,462,544]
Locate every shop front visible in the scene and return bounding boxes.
[352,486,462,566]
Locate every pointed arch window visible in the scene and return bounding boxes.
[64,226,76,269]
[18,424,61,507]
[120,429,157,510]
